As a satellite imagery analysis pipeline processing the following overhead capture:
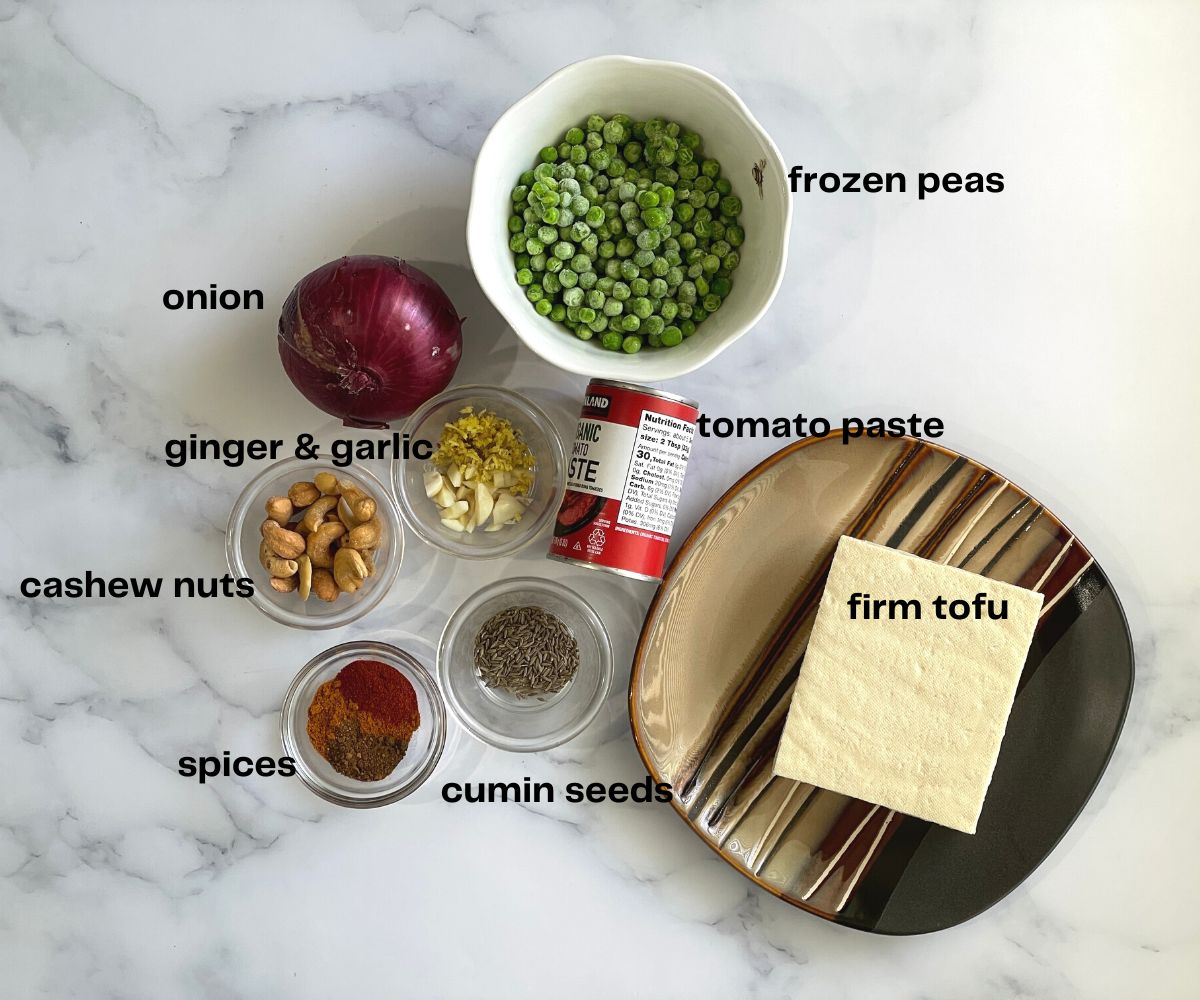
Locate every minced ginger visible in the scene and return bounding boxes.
[432,407,534,495]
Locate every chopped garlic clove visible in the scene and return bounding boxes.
[492,492,524,525]
[423,471,444,498]
[445,500,469,518]
[440,517,465,532]
[435,485,457,509]
[474,482,495,525]
[447,464,463,488]
[492,470,510,489]
[455,485,471,501]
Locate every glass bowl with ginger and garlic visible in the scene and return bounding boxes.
[226,458,403,629]
[391,385,566,560]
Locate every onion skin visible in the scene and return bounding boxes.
[277,256,463,428]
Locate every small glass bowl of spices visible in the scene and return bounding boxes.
[438,577,613,752]
[393,385,566,560]
[281,640,446,806]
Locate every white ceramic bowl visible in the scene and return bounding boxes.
[467,55,792,382]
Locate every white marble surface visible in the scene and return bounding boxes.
[1,1,1197,997]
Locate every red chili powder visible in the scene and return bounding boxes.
[337,659,420,733]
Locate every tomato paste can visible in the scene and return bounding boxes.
[549,379,700,582]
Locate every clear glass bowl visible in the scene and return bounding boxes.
[392,385,565,560]
[281,640,446,807]
[438,577,613,752]
[226,457,402,629]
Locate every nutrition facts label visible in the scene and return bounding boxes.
[618,409,696,535]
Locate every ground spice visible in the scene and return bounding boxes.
[306,659,421,782]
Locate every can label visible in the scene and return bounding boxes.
[550,380,699,581]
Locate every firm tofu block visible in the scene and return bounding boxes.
[773,536,1044,834]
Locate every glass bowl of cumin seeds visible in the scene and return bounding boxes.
[438,577,614,752]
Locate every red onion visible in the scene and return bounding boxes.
[277,256,463,428]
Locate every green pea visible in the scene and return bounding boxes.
[680,320,696,338]
[660,300,679,321]
[615,237,636,257]
[565,126,584,145]
[679,162,699,181]
[631,297,653,319]
[675,203,694,224]
[509,233,527,253]
[693,219,711,239]
[623,141,643,163]
[550,303,566,322]
[661,326,683,347]
[526,284,544,302]
[648,332,663,348]
[602,120,627,144]
[581,234,599,255]
[601,331,623,351]
[543,206,560,224]
[630,277,649,297]
[585,206,605,227]
[619,259,639,281]
[703,294,722,312]
[678,280,697,304]
[596,276,615,293]
[588,149,611,171]
[515,268,533,286]
[650,256,669,277]
[542,271,561,294]
[666,266,684,287]
[695,276,709,297]
[552,241,573,260]
[576,326,594,341]
[711,276,732,298]
[602,298,623,317]
[579,306,597,323]
[621,334,642,353]
[612,282,631,301]
[589,315,608,333]
[637,190,659,209]
[648,277,668,298]
[529,253,546,272]
[720,195,742,216]
[643,315,665,337]
[633,248,655,268]
[586,289,605,309]
[555,164,576,181]
[508,215,524,233]
[726,225,744,247]
[559,268,578,290]
[585,131,603,151]
[606,158,626,178]
[540,146,558,163]
[694,177,712,194]
[576,164,594,182]
[711,239,731,259]
[724,250,741,270]
[586,113,605,132]
[557,142,571,159]
[715,177,732,195]
[604,259,621,279]
[703,254,720,274]
[598,240,615,259]
[546,257,563,274]
[563,287,584,307]
[535,297,553,316]
[706,191,721,210]
[677,302,692,319]
[520,169,536,186]
[700,159,720,178]
[642,207,667,230]
[578,271,598,289]
[515,253,530,269]
[636,228,661,251]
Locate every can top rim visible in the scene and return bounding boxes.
[587,379,700,410]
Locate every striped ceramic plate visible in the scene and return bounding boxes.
[630,435,1133,934]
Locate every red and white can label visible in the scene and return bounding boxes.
[550,380,699,581]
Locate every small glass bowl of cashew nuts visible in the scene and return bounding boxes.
[226,458,403,629]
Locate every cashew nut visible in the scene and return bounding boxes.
[269,576,298,593]
[360,548,377,577]
[288,481,320,507]
[300,494,339,533]
[351,496,376,522]
[265,496,293,523]
[337,495,360,529]
[258,538,273,571]
[333,546,368,593]
[306,520,346,569]
[265,556,298,577]
[311,568,338,602]
[314,471,339,495]
[297,555,312,600]
[346,518,382,550]
[261,519,306,559]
